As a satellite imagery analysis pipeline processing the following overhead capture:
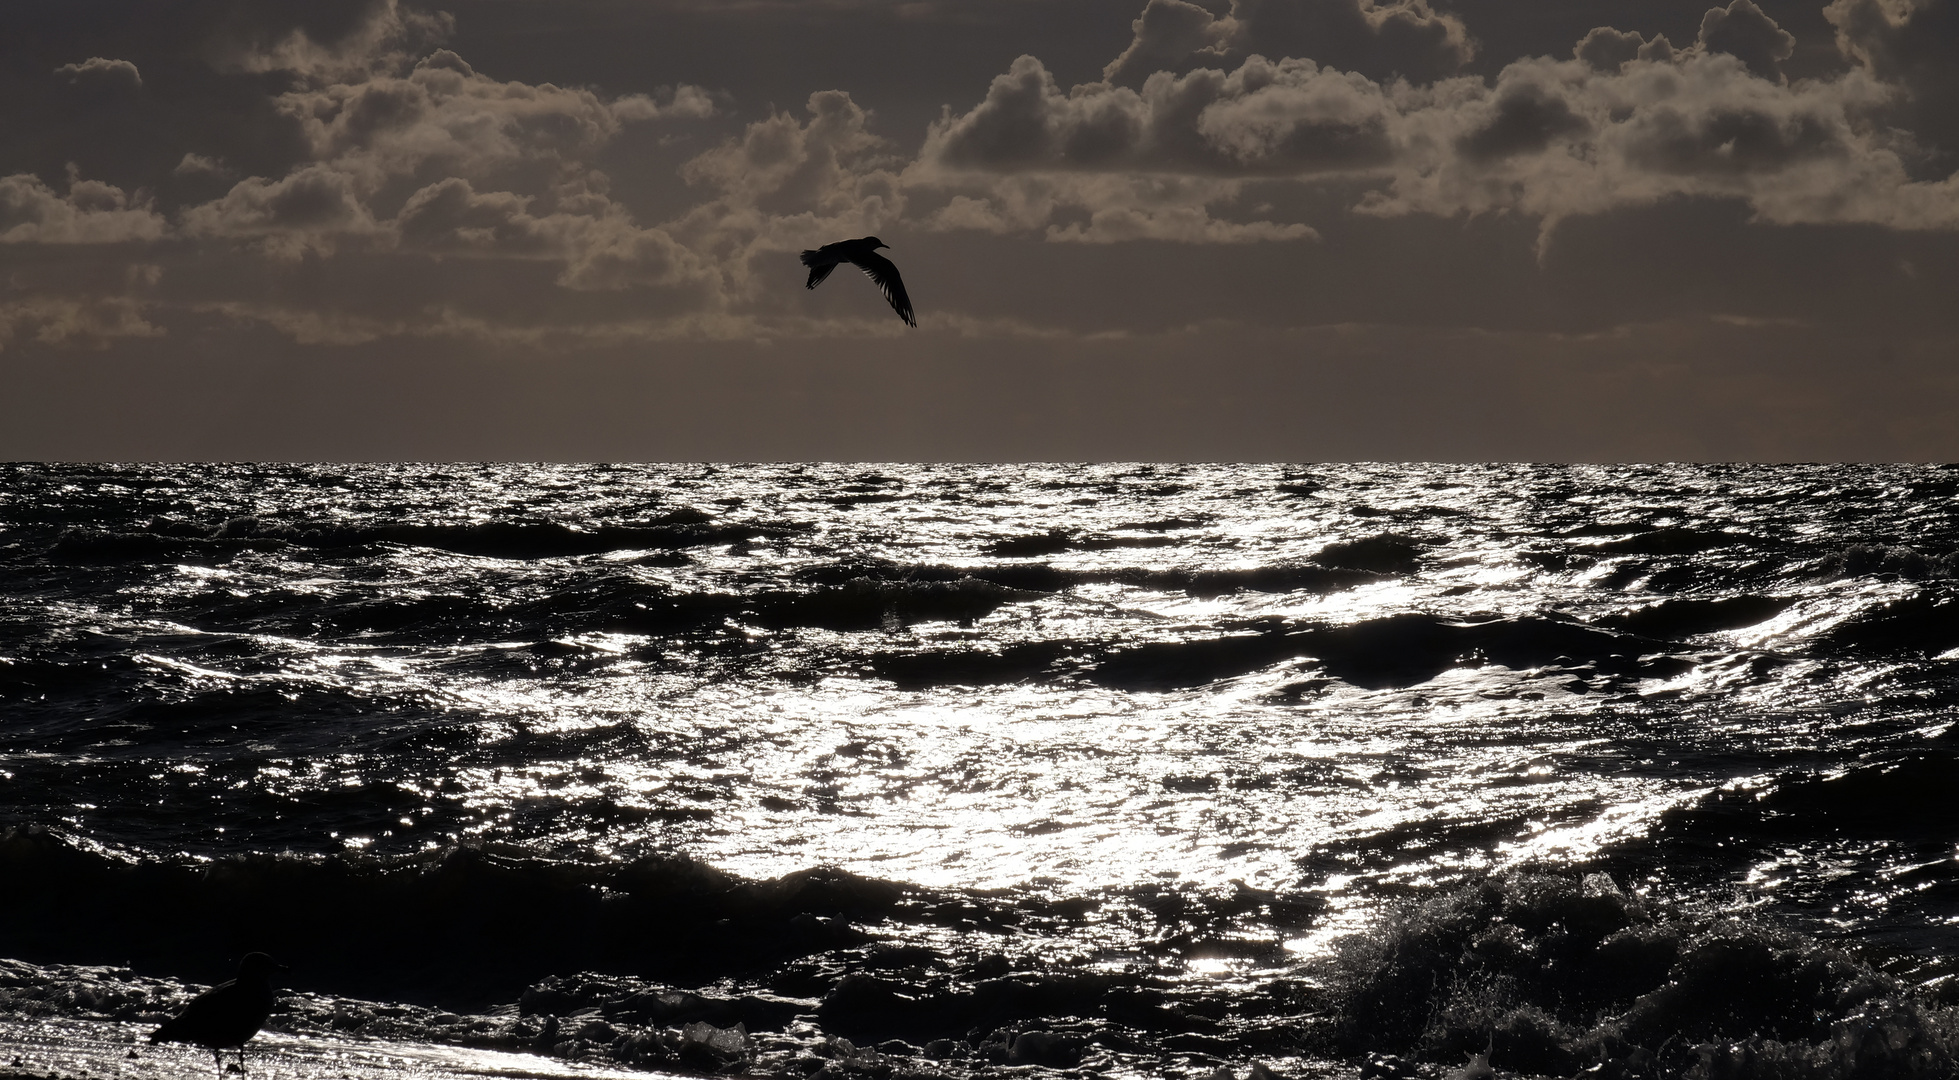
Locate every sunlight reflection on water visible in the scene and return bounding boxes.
[6,461,1957,958]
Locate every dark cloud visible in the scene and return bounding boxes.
[1625,102,1843,176]
[173,153,230,178]
[1104,0,1234,85]
[1698,0,1797,80]
[925,28,1956,245]
[395,177,551,253]
[926,53,1395,177]
[1639,34,1682,64]
[0,296,162,354]
[433,0,1152,153]
[1574,28,1646,74]
[54,56,142,88]
[1104,0,1473,86]
[1456,80,1591,162]
[1224,0,1475,81]
[1825,0,1959,171]
[269,46,701,191]
[181,164,380,257]
[0,172,167,244]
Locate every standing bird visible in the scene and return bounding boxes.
[150,952,286,1075]
[800,236,916,327]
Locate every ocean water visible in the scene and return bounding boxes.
[3,462,1957,1080]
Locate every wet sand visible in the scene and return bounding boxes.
[0,1017,673,1080]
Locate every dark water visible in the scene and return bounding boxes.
[3,463,1957,1079]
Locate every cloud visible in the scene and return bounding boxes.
[917,173,1317,244]
[225,0,454,84]
[1046,201,1317,243]
[0,297,162,352]
[557,220,712,292]
[1696,0,1795,81]
[394,177,553,254]
[920,0,1959,248]
[173,2,717,287]
[0,0,732,350]
[923,53,1396,175]
[611,84,719,123]
[1454,78,1590,163]
[680,90,900,225]
[1224,0,1474,81]
[910,57,1344,242]
[1574,28,1646,76]
[0,173,168,244]
[270,48,700,190]
[53,57,142,89]
[188,296,762,347]
[394,176,711,290]
[180,164,382,257]
[187,301,399,347]
[1103,0,1235,86]
[174,153,231,178]
[1359,50,1959,238]
[1824,0,1959,167]
[1104,0,1474,87]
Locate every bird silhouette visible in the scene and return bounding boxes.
[150,953,286,1075]
[800,236,916,327]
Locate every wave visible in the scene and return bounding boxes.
[0,827,903,1010]
[868,641,1084,689]
[745,577,1044,632]
[1090,612,1672,691]
[794,553,1390,599]
[1322,870,1959,1079]
[1636,744,1959,857]
[0,828,1334,1074]
[1592,595,1794,638]
[985,530,1176,556]
[40,512,789,563]
[11,838,1955,1080]
[866,603,1737,692]
[1310,534,1427,574]
[1819,592,1959,655]
[1818,544,1959,581]
[1586,527,1759,557]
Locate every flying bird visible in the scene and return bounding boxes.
[800,236,916,327]
[150,952,286,1075]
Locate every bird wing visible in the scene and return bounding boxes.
[850,251,916,327]
[152,983,230,1044]
[804,261,838,290]
[151,979,273,1048]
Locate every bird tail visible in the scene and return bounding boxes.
[799,249,819,266]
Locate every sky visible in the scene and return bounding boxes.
[2,0,1957,461]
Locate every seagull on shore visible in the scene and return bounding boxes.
[150,953,286,1075]
[800,236,916,327]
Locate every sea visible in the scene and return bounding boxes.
[2,462,1956,1080]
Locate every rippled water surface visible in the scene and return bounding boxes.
[5,463,1958,1079]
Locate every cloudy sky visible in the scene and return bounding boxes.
[3,0,1956,460]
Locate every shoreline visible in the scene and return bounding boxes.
[0,1015,682,1080]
